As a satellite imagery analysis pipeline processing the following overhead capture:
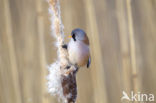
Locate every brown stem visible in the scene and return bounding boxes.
[61,73,77,103]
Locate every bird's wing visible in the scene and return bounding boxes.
[87,57,91,68]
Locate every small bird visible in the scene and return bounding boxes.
[63,28,91,69]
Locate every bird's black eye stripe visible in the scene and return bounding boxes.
[72,33,76,41]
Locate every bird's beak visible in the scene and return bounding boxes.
[68,35,72,38]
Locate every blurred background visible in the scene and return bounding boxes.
[0,0,156,103]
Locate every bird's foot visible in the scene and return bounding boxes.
[62,44,67,49]
[64,65,78,76]
[65,65,71,69]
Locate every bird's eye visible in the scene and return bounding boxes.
[72,33,76,41]
[72,33,75,37]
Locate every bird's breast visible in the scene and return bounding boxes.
[68,41,90,67]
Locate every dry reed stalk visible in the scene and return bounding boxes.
[126,1,141,103]
[4,0,22,102]
[126,0,140,93]
[83,0,108,102]
[47,0,77,103]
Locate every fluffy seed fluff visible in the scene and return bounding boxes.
[47,0,77,103]
[47,0,66,101]
[47,61,66,102]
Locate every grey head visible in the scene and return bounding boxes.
[71,28,86,41]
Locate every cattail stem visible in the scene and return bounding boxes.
[47,0,77,103]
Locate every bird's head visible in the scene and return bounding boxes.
[69,28,89,45]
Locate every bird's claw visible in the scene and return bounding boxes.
[64,66,78,76]
[62,44,67,49]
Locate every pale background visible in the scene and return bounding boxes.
[0,0,156,103]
